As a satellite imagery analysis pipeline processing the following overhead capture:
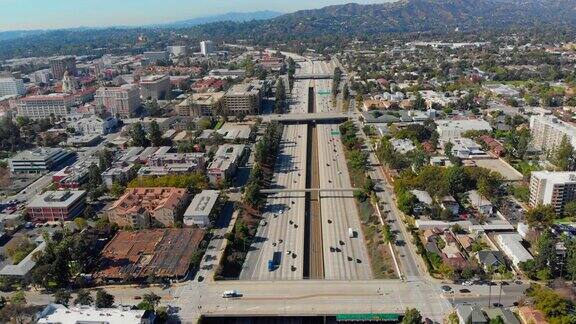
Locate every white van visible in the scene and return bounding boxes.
[348,228,355,238]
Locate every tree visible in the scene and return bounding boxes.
[342,84,350,101]
[74,289,93,306]
[565,238,576,282]
[444,141,454,158]
[489,316,505,324]
[553,136,574,171]
[10,291,26,306]
[413,92,426,111]
[382,223,395,244]
[143,292,161,309]
[402,308,422,324]
[149,120,163,147]
[110,181,126,198]
[130,122,149,147]
[54,290,71,306]
[275,78,286,113]
[95,289,114,308]
[526,204,556,232]
[98,149,113,172]
[145,99,162,117]
[88,163,102,189]
[74,217,88,229]
[535,231,558,276]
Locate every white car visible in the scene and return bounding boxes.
[222,290,241,298]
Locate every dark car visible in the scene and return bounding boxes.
[459,289,471,293]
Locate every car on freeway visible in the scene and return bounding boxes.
[222,290,242,298]
[459,289,471,293]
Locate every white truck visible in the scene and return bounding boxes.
[348,228,355,238]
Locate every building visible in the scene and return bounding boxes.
[207,144,246,184]
[177,92,224,117]
[143,51,169,64]
[191,78,226,92]
[95,84,141,118]
[530,115,576,153]
[95,228,204,282]
[495,233,533,266]
[389,138,416,154]
[436,119,492,142]
[183,190,219,227]
[223,81,265,116]
[70,114,117,135]
[61,72,78,94]
[167,45,188,57]
[138,152,205,176]
[37,304,155,324]
[449,138,486,159]
[476,250,505,270]
[52,162,91,189]
[440,195,460,215]
[140,74,171,100]
[8,147,73,173]
[0,237,46,277]
[209,69,246,79]
[15,93,74,119]
[200,40,213,56]
[26,190,87,223]
[529,171,576,215]
[29,69,52,84]
[49,56,76,79]
[106,187,190,228]
[455,305,487,324]
[0,77,25,96]
[217,122,254,141]
[467,190,493,215]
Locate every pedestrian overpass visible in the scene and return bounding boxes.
[260,188,359,194]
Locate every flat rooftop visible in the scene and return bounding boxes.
[28,190,86,208]
[184,190,219,216]
[94,228,205,280]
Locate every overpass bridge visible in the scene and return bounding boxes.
[293,73,333,80]
[260,188,359,194]
[263,112,349,123]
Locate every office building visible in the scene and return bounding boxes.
[49,56,76,79]
[143,51,169,64]
[8,147,73,173]
[529,171,576,215]
[15,93,74,119]
[0,77,25,96]
[436,119,492,142]
[183,190,219,227]
[207,144,246,184]
[29,69,52,84]
[167,45,188,57]
[200,40,213,56]
[26,190,87,223]
[61,71,78,93]
[106,187,190,228]
[70,114,117,135]
[177,92,224,117]
[223,80,264,116]
[530,115,576,153]
[95,84,141,118]
[138,152,205,177]
[37,304,155,324]
[140,74,170,100]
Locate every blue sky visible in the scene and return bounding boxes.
[0,0,386,31]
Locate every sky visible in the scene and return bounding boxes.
[0,0,386,31]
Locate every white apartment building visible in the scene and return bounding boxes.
[167,45,188,57]
[95,84,140,118]
[0,77,26,96]
[207,144,246,184]
[140,74,170,100]
[530,115,576,153]
[495,233,533,267]
[529,171,576,215]
[200,40,213,56]
[70,115,117,135]
[223,81,265,116]
[16,93,74,119]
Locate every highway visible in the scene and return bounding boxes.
[240,124,307,280]
[313,64,372,280]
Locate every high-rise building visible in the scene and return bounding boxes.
[49,56,76,79]
[530,115,576,153]
[29,69,52,85]
[140,74,171,100]
[15,93,74,119]
[61,72,78,94]
[95,84,141,118]
[0,77,26,96]
[200,40,213,56]
[223,80,265,116]
[529,171,576,215]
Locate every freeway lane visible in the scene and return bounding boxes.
[240,124,307,280]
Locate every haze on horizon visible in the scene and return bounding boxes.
[0,0,388,32]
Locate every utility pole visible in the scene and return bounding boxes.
[488,283,492,308]
[497,282,504,306]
